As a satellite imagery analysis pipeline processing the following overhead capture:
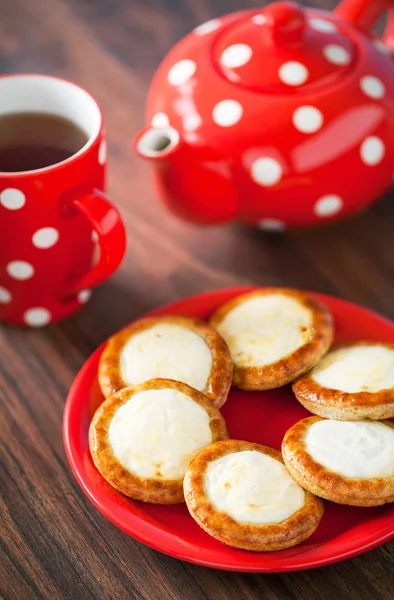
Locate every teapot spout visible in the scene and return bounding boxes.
[134,126,180,162]
[134,125,239,225]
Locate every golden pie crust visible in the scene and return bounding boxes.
[293,342,394,420]
[98,315,233,407]
[282,416,394,507]
[209,289,333,391]
[89,379,228,504]
[183,439,324,551]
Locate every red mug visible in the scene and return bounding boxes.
[0,74,126,326]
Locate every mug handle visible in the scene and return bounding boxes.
[335,0,394,51]
[62,188,126,296]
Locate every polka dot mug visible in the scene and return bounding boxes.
[134,0,394,230]
[0,74,126,327]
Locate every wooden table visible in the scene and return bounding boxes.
[1,0,394,598]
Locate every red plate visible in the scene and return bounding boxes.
[63,288,394,572]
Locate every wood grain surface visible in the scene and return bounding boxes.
[1,0,394,598]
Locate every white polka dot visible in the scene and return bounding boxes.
[32,227,59,249]
[323,44,351,65]
[91,230,99,243]
[151,113,170,128]
[0,188,26,210]
[309,18,337,33]
[251,158,283,187]
[360,76,385,99]
[98,140,107,165]
[194,19,220,35]
[0,287,12,304]
[258,219,286,231]
[293,106,323,134]
[7,261,34,280]
[168,59,196,86]
[314,195,343,217]
[212,100,243,127]
[252,14,267,25]
[78,289,92,304]
[220,44,252,68]
[360,136,385,165]
[24,307,51,327]
[279,62,309,86]
[183,112,202,132]
[374,40,391,55]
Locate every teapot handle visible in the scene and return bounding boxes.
[336,0,394,52]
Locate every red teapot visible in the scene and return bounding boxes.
[134,0,394,230]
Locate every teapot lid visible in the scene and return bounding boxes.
[213,2,356,93]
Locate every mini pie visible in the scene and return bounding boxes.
[282,416,394,507]
[209,289,333,390]
[99,315,233,407]
[184,439,324,551]
[89,378,228,504]
[293,342,394,420]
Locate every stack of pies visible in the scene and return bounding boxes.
[91,315,232,504]
[89,289,394,552]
